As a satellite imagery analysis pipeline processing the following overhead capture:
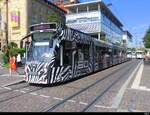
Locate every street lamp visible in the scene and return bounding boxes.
[5,0,9,45]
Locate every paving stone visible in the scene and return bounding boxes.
[119,89,150,112]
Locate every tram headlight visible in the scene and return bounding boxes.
[40,71,44,75]
[39,68,46,76]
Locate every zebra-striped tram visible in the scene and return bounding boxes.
[20,23,127,85]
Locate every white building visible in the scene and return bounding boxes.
[65,0,124,45]
[123,30,133,48]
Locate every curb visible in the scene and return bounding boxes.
[2,79,26,87]
[0,74,25,77]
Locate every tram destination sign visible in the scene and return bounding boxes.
[30,24,57,31]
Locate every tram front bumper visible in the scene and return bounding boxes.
[25,63,49,84]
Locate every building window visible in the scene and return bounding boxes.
[40,7,44,12]
[32,14,38,24]
[78,6,87,13]
[32,2,36,8]
[89,4,98,11]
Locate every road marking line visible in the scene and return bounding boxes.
[94,105,112,109]
[117,109,142,112]
[30,92,38,96]
[3,87,12,90]
[79,102,88,105]
[20,91,26,93]
[53,97,63,101]
[40,95,50,98]
[23,88,30,91]
[131,62,144,89]
[138,86,150,91]
[129,86,150,92]
[111,61,142,109]
[67,100,76,103]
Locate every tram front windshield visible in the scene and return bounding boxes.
[27,32,54,62]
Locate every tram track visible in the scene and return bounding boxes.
[0,83,30,95]
[41,60,140,112]
[0,84,46,104]
[81,62,139,112]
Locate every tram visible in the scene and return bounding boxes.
[20,23,128,85]
[136,51,145,59]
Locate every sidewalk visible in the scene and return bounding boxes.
[118,60,150,112]
[0,66,25,76]
[0,66,25,87]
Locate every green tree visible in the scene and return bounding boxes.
[46,11,62,23]
[1,42,25,65]
[144,27,150,48]
[127,48,136,52]
[8,42,18,57]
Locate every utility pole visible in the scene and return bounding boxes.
[5,0,9,45]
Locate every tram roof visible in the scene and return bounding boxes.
[29,22,58,30]
[113,44,126,50]
[62,27,93,44]
[93,39,113,48]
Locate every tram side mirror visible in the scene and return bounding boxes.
[25,42,30,51]
[49,39,53,48]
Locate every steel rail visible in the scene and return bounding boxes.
[41,60,137,112]
[0,84,30,95]
[0,87,44,104]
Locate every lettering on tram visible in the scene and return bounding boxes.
[20,23,128,85]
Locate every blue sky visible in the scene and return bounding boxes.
[80,0,150,47]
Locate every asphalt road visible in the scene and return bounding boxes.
[0,60,147,112]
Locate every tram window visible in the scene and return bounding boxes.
[96,46,101,61]
[63,41,72,66]
[77,44,90,61]
[83,45,89,61]
[55,48,60,67]
[78,49,84,61]
[32,32,54,41]
[114,49,118,55]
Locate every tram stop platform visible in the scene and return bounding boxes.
[117,60,150,112]
[0,66,25,87]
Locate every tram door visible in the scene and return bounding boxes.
[61,41,76,68]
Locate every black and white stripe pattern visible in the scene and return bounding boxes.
[25,23,127,85]
[50,66,72,84]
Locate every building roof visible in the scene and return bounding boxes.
[58,4,72,13]
[65,0,102,7]
[65,0,123,27]
[43,0,67,14]
[50,0,80,5]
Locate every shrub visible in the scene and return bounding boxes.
[1,42,26,65]
[17,48,26,57]
[9,49,18,57]
[1,54,9,64]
